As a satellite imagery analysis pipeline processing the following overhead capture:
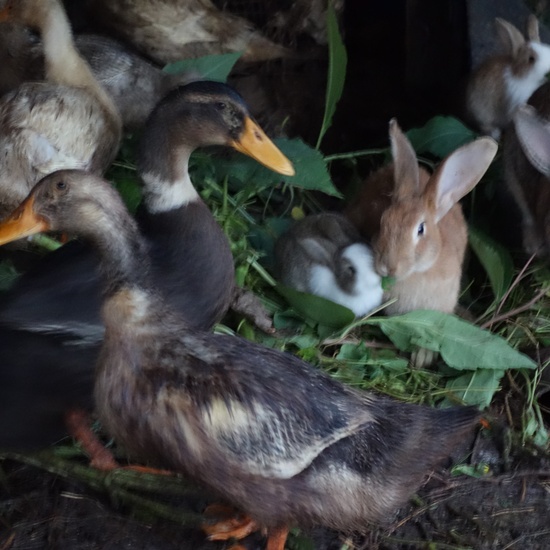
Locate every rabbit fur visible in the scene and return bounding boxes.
[346,119,498,316]
[503,93,550,256]
[274,212,383,317]
[466,15,550,140]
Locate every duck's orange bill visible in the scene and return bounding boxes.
[231,117,295,177]
[0,196,49,245]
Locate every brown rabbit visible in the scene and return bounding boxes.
[503,95,550,256]
[346,119,498,315]
[466,15,550,139]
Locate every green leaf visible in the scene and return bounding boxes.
[276,284,355,329]
[366,310,536,371]
[316,3,347,149]
[210,138,341,197]
[162,52,242,82]
[444,369,504,408]
[407,116,478,159]
[468,225,514,302]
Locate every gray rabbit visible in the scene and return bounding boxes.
[274,213,383,317]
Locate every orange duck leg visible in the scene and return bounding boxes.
[202,504,289,549]
[65,408,173,475]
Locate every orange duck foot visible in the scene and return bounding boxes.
[65,409,174,475]
[266,526,289,550]
[202,504,289,549]
[64,408,118,471]
[202,504,259,541]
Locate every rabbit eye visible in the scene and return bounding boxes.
[529,54,536,63]
[417,222,425,237]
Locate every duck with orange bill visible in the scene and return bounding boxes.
[0,170,479,550]
[0,81,294,451]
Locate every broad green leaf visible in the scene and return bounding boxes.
[210,138,341,197]
[162,52,242,82]
[407,116,478,159]
[337,343,408,372]
[276,284,355,328]
[316,3,347,149]
[337,342,369,362]
[468,225,514,302]
[444,369,504,408]
[366,310,536,371]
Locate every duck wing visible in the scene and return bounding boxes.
[136,328,377,480]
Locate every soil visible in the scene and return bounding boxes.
[2,430,550,550]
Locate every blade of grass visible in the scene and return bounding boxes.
[316,3,347,149]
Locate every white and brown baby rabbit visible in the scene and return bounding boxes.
[503,95,550,256]
[346,119,497,315]
[466,15,550,139]
[274,212,383,317]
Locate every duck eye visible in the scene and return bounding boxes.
[56,181,67,191]
[216,102,227,110]
[417,222,425,236]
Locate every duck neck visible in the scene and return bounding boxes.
[139,143,200,215]
[40,1,121,127]
[93,218,151,298]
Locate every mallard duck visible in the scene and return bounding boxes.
[0,22,199,131]
[0,171,480,549]
[89,0,290,64]
[0,0,122,216]
[0,80,293,449]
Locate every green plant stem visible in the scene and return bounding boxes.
[29,233,62,251]
[324,148,388,161]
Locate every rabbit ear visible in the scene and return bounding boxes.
[495,18,526,55]
[389,118,420,200]
[527,14,540,42]
[300,237,333,264]
[323,215,353,243]
[428,137,498,223]
[514,104,550,176]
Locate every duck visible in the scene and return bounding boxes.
[88,0,290,65]
[0,80,294,450]
[0,22,43,98]
[0,21,199,131]
[0,169,480,550]
[0,0,122,217]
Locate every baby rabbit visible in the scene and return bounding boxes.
[345,119,497,315]
[466,15,550,139]
[274,212,383,317]
[503,96,550,256]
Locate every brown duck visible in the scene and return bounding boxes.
[0,80,293,450]
[0,170,480,549]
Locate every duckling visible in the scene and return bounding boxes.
[89,0,290,64]
[0,0,122,216]
[0,170,479,549]
[0,81,293,449]
[75,34,199,130]
[0,23,199,131]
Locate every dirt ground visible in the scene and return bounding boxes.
[1,425,550,550]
